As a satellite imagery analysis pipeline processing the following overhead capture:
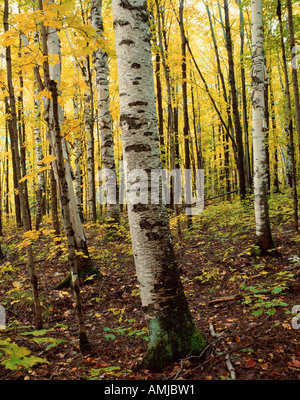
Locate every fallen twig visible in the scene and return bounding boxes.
[208,294,243,305]
[209,323,236,380]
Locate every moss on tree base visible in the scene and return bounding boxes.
[140,325,207,372]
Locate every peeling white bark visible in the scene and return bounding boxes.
[251,0,273,250]
[34,84,45,230]
[91,0,120,222]
[73,90,84,220]
[47,26,88,250]
[112,0,188,317]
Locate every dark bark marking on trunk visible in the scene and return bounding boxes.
[119,39,134,46]
[129,101,148,107]
[125,143,151,152]
[132,62,141,69]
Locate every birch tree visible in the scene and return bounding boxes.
[34,83,45,231]
[251,0,274,252]
[286,0,300,158]
[224,0,246,198]
[4,0,43,329]
[34,0,99,288]
[73,90,84,222]
[112,0,206,371]
[91,0,120,224]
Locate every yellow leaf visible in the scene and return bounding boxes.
[38,154,57,165]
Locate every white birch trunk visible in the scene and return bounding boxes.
[47,26,88,252]
[34,84,45,230]
[73,91,84,221]
[91,0,120,223]
[112,0,205,371]
[251,0,274,251]
[81,58,96,222]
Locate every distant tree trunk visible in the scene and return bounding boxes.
[73,91,84,222]
[36,0,99,288]
[49,151,60,237]
[112,0,206,372]
[190,70,203,171]
[49,79,89,352]
[251,0,275,252]
[149,13,165,161]
[81,56,97,222]
[277,0,298,231]
[5,97,22,228]
[46,25,89,256]
[91,0,120,224]
[269,77,280,193]
[179,0,192,229]
[155,0,182,242]
[224,0,246,199]
[4,0,43,329]
[264,76,271,192]
[154,36,165,160]
[205,3,237,197]
[0,164,3,237]
[18,54,31,229]
[5,129,9,220]
[236,0,251,190]
[286,0,300,158]
[34,83,45,231]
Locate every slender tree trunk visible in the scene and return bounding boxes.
[224,0,246,199]
[82,56,97,222]
[264,76,271,192]
[34,82,45,230]
[73,91,84,222]
[179,0,192,229]
[204,3,237,196]
[251,0,275,252]
[5,129,9,220]
[154,35,165,160]
[287,0,300,158]
[5,97,22,227]
[112,0,206,372]
[236,0,251,190]
[155,0,182,241]
[4,0,43,329]
[44,23,89,256]
[0,164,3,237]
[277,0,298,231]
[18,59,31,229]
[269,77,280,193]
[49,151,60,237]
[36,0,98,288]
[91,0,120,224]
[49,79,89,352]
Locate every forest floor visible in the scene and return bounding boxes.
[0,193,300,381]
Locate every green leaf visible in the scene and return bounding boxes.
[20,328,53,337]
[272,286,283,294]
[252,309,263,316]
[0,341,48,370]
[104,333,116,340]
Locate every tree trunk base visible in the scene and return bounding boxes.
[138,326,206,372]
[79,332,90,354]
[252,241,280,257]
